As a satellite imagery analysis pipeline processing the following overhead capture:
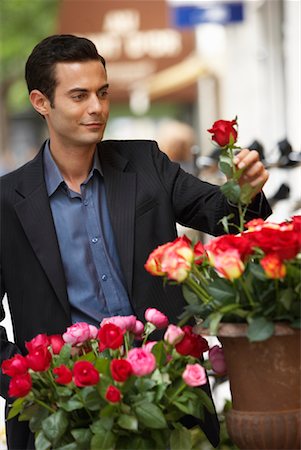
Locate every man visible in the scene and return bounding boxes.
[0,35,271,449]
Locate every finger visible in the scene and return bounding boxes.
[240,166,269,188]
[234,149,260,170]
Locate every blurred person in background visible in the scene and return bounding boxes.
[157,120,201,241]
[0,34,271,450]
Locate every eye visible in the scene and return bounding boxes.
[98,90,109,99]
[72,93,87,101]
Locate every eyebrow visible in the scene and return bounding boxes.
[67,83,110,94]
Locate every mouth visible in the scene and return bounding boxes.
[83,123,103,129]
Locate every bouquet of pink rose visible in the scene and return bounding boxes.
[2,309,225,450]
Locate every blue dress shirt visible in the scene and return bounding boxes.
[43,141,134,326]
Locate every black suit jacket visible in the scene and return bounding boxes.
[0,140,272,449]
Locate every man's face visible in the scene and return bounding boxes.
[44,60,110,150]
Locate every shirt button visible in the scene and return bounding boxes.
[91,237,98,243]
[101,274,108,281]
[83,199,89,206]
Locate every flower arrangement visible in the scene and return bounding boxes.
[145,119,301,342]
[2,309,225,450]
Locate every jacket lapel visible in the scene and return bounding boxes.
[99,143,136,298]
[13,147,70,318]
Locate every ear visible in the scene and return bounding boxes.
[29,89,51,116]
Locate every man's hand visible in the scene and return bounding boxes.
[234,149,269,198]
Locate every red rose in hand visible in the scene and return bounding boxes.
[110,359,133,382]
[49,334,65,355]
[105,385,121,403]
[8,373,32,398]
[208,119,238,147]
[25,333,49,352]
[97,323,124,351]
[2,354,28,377]
[26,345,52,372]
[175,326,209,358]
[73,361,100,387]
[53,364,73,385]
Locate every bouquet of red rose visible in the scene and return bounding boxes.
[145,216,301,342]
[2,309,225,450]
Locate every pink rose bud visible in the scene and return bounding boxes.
[63,322,91,345]
[133,320,144,336]
[182,363,207,387]
[88,325,98,339]
[209,345,227,375]
[144,308,169,329]
[164,324,185,345]
[100,315,137,332]
[126,348,156,377]
[143,341,157,353]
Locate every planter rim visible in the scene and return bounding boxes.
[193,322,299,338]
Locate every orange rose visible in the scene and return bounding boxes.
[260,254,286,279]
[213,249,245,281]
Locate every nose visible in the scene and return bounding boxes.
[87,94,102,115]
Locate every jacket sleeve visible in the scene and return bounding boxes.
[150,141,272,235]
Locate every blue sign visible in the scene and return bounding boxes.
[171,2,244,28]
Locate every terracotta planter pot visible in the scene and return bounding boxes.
[194,323,301,449]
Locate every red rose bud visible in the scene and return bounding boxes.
[73,361,100,387]
[110,359,133,382]
[194,241,206,264]
[26,345,52,372]
[208,119,238,147]
[2,354,28,377]
[49,334,65,355]
[175,326,209,358]
[8,373,32,398]
[97,323,124,351]
[53,364,73,385]
[25,333,49,352]
[105,385,121,403]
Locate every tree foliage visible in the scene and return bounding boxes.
[0,0,59,111]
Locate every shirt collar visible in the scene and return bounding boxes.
[43,140,103,197]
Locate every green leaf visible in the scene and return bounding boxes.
[41,410,68,442]
[204,312,223,335]
[59,395,83,412]
[28,406,49,432]
[56,443,78,450]
[182,284,200,305]
[81,386,102,410]
[71,428,92,447]
[151,341,167,367]
[90,429,116,450]
[7,397,25,420]
[218,154,233,178]
[170,426,192,450]
[94,357,110,375]
[90,417,114,433]
[134,402,167,429]
[279,288,293,311]
[56,344,72,365]
[207,279,236,303]
[221,180,241,204]
[34,431,51,450]
[240,183,254,205]
[247,317,274,342]
[117,413,138,431]
[195,388,215,414]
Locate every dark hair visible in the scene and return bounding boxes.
[25,34,106,106]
